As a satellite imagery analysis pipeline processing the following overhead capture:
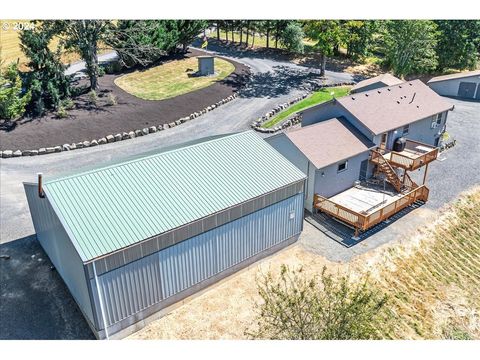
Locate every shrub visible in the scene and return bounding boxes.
[247,265,392,340]
[0,63,31,121]
[106,93,117,106]
[88,90,98,107]
[55,105,69,118]
[98,66,106,77]
[61,98,75,110]
[280,22,305,54]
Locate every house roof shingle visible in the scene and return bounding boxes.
[337,79,454,135]
[285,117,375,169]
[351,73,403,93]
[427,70,480,84]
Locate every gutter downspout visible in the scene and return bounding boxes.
[93,261,109,340]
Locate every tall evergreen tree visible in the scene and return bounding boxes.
[20,22,71,115]
[382,20,439,77]
[435,20,480,70]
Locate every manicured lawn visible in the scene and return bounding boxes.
[114,57,235,101]
[263,86,351,128]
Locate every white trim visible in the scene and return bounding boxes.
[93,261,109,340]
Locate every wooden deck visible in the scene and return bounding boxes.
[314,184,429,237]
[372,139,438,171]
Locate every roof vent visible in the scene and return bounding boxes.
[387,88,391,91]
[377,90,381,94]
[409,83,413,86]
[351,97,355,100]
[399,85,402,88]
[365,93,369,97]
[397,101,400,104]
[417,105,420,108]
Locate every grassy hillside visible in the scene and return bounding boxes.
[372,188,480,339]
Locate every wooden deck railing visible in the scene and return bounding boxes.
[314,185,429,236]
[388,140,438,171]
[372,139,438,171]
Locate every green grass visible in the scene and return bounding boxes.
[263,86,351,128]
[209,30,313,50]
[114,57,235,101]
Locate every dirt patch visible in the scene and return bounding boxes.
[0,49,250,151]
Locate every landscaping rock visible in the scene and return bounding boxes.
[163,123,170,129]
[90,139,98,147]
[122,132,130,140]
[54,146,62,152]
[70,143,77,149]
[46,147,55,153]
[98,138,107,145]
[135,129,143,137]
[168,122,176,128]
[38,148,46,155]
[114,133,122,142]
[149,126,157,133]
[21,150,31,156]
[128,131,136,139]
[106,135,115,143]
[175,120,181,126]
[157,125,163,131]
[13,150,22,157]
[82,141,90,148]
[30,150,38,156]
[62,144,71,151]
[142,128,149,135]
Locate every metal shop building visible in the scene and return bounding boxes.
[428,70,480,100]
[24,131,306,339]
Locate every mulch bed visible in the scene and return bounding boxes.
[0,48,250,151]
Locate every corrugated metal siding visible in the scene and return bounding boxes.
[94,193,303,327]
[23,184,96,327]
[43,131,306,262]
[88,180,304,277]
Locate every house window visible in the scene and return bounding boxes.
[337,160,348,173]
[402,124,410,136]
[436,113,442,125]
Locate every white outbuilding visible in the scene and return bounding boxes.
[427,70,480,100]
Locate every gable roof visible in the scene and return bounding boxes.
[427,70,480,84]
[42,131,306,262]
[285,117,375,169]
[337,79,454,135]
[351,73,403,93]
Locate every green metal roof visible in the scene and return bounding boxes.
[43,131,306,262]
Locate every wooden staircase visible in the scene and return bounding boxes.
[372,150,403,192]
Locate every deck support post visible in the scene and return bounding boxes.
[422,163,429,185]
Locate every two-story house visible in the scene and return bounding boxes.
[267,79,454,237]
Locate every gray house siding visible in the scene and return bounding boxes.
[89,192,304,338]
[373,111,449,149]
[429,76,480,99]
[266,134,316,212]
[23,184,96,328]
[314,151,371,199]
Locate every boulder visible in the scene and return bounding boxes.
[13,150,22,157]
[149,126,157,133]
[46,147,56,153]
[38,148,46,155]
[135,129,143,137]
[142,128,149,135]
[98,138,107,145]
[106,135,115,143]
[82,141,90,148]
[75,142,84,149]
[62,144,71,151]
[54,146,62,152]
[114,133,122,141]
[2,150,13,158]
[157,125,164,131]
[70,143,77,149]
[128,131,136,139]
[90,139,98,147]
[175,120,181,126]
[163,123,170,129]
[122,132,130,140]
[168,122,176,128]
[30,150,39,156]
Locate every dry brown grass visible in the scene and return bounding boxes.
[0,20,110,70]
[129,188,480,340]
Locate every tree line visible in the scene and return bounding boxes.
[2,20,479,123]
[214,20,480,77]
